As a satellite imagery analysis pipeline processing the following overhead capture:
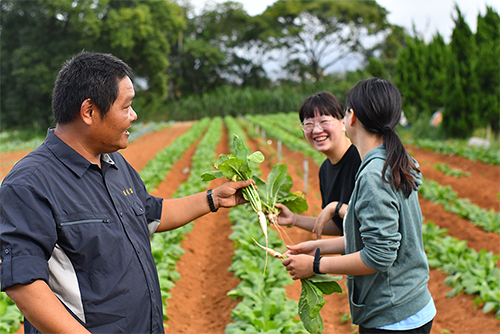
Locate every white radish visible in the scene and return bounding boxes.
[257,211,268,244]
[256,210,270,274]
[252,238,287,259]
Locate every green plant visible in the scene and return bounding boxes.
[340,313,351,324]
[251,240,343,334]
[433,163,471,178]
[0,292,23,333]
[253,164,308,228]
[201,134,267,246]
[299,274,342,334]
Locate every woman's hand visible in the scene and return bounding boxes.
[312,202,337,239]
[282,254,314,280]
[284,241,318,256]
[275,203,296,226]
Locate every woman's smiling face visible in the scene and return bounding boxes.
[302,112,346,155]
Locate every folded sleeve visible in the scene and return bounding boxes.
[1,184,56,290]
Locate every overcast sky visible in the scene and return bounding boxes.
[187,0,498,75]
[189,0,499,43]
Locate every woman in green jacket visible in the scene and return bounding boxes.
[282,78,435,334]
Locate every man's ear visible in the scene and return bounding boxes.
[80,98,94,125]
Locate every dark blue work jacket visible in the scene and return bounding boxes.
[1,129,164,333]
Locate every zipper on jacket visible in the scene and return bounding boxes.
[60,219,110,226]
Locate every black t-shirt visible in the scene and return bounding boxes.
[318,145,361,235]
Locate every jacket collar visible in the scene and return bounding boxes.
[44,127,117,178]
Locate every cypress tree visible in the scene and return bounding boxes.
[443,5,480,138]
[395,34,428,122]
[426,33,448,113]
[475,6,500,139]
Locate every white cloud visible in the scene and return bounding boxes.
[186,0,499,75]
[376,0,499,42]
[188,0,498,43]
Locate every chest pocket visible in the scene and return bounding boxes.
[120,186,145,217]
[131,200,145,216]
[57,212,111,227]
[55,212,120,259]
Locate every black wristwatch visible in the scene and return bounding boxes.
[334,201,343,217]
[207,189,218,212]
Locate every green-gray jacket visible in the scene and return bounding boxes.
[344,145,432,328]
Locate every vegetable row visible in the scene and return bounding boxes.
[423,222,500,318]
[404,138,500,166]
[420,179,500,234]
[223,117,306,333]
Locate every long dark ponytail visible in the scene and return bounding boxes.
[346,78,420,198]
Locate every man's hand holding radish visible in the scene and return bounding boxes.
[211,179,256,209]
[156,179,254,232]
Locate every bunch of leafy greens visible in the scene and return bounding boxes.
[254,239,343,334]
[201,134,264,214]
[253,163,308,225]
[299,274,342,334]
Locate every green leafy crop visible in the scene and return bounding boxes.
[299,274,343,334]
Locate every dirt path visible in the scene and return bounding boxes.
[121,122,193,171]
[406,145,500,212]
[0,150,31,180]
[162,126,240,334]
[407,145,500,260]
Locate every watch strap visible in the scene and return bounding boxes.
[313,248,323,274]
[334,201,343,217]
[207,189,218,212]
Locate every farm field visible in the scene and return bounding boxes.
[1,118,499,334]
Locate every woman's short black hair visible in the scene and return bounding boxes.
[52,51,134,124]
[299,91,344,123]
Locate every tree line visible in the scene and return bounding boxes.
[1,0,390,131]
[382,5,499,140]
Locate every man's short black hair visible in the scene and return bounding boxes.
[52,51,134,124]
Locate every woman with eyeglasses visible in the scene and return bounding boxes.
[282,78,435,334]
[276,91,361,239]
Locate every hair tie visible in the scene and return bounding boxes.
[382,126,392,133]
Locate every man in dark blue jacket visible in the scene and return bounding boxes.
[0,51,252,333]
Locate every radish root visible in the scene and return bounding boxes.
[252,238,287,260]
